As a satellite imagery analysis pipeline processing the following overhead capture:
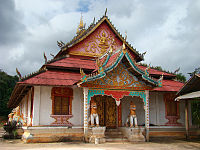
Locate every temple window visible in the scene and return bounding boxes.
[51,87,73,126]
[164,93,181,126]
[51,87,73,116]
[54,96,70,115]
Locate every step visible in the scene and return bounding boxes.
[106,135,124,138]
[106,137,128,142]
[105,131,123,135]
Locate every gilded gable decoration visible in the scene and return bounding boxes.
[84,29,118,56]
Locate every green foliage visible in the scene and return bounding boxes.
[0,70,18,117]
[191,101,200,126]
[176,73,186,83]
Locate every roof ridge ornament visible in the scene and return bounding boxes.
[158,73,164,87]
[122,32,127,53]
[105,8,107,16]
[80,68,87,82]
[145,64,150,77]
[16,68,22,80]
[57,41,65,48]
[44,52,47,64]
[96,58,104,74]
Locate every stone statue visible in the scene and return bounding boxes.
[90,101,99,127]
[12,106,25,126]
[126,102,138,128]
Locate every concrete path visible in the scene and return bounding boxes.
[0,137,199,150]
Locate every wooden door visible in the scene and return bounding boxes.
[94,95,117,128]
[105,96,116,128]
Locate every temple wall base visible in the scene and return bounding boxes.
[88,127,106,144]
[119,127,145,142]
[22,126,84,143]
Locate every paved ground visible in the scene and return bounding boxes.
[0,137,199,150]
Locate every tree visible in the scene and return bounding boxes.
[176,73,186,83]
[191,100,200,126]
[0,70,18,117]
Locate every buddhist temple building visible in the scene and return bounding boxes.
[8,13,194,143]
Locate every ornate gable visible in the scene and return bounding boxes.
[68,21,123,57]
[81,62,152,90]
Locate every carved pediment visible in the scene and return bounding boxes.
[82,63,152,90]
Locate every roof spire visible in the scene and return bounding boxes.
[76,13,85,35]
[79,13,84,29]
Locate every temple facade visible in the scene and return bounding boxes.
[8,14,191,143]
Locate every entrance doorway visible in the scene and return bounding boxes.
[91,95,117,128]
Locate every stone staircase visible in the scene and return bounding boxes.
[0,127,5,140]
[105,129,128,142]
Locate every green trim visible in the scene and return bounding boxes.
[102,54,111,67]
[129,91,146,106]
[104,50,124,72]
[88,89,104,104]
[125,52,158,85]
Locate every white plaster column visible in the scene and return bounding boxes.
[32,86,41,126]
[145,90,150,142]
[156,93,160,125]
[83,87,88,135]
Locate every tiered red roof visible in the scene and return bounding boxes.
[19,70,81,86]
[46,56,97,70]
[153,80,184,92]
[138,65,176,77]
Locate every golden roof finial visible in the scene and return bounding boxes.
[77,13,85,35]
[79,13,84,29]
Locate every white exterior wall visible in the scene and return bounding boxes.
[32,86,41,126]
[149,92,168,125]
[39,86,54,125]
[68,87,84,126]
[31,86,84,126]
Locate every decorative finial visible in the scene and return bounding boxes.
[80,68,87,82]
[50,53,55,58]
[174,67,180,74]
[105,8,107,16]
[79,13,84,29]
[16,68,22,79]
[77,13,85,35]
[96,58,104,74]
[125,31,127,41]
[158,73,164,87]
[141,51,147,58]
[57,41,65,48]
[93,17,95,24]
[43,52,47,64]
[145,64,151,76]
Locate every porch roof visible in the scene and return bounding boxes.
[79,47,163,89]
